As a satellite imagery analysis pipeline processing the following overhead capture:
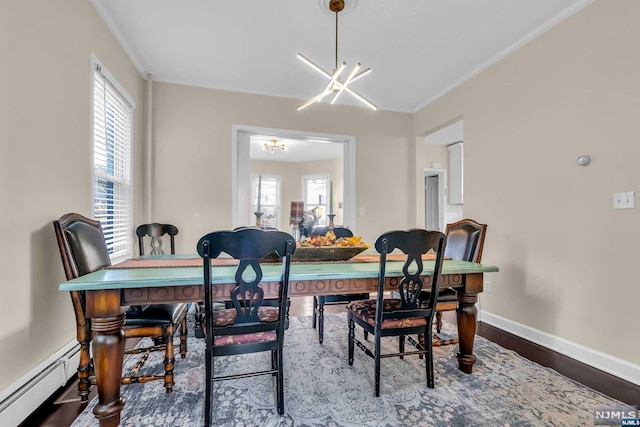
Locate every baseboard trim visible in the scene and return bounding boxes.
[480,310,640,387]
[0,339,80,426]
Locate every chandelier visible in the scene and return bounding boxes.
[263,139,287,154]
[297,0,377,111]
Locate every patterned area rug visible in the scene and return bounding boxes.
[71,312,632,426]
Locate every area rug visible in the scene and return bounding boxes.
[71,313,633,426]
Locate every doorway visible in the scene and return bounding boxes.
[232,125,356,231]
[424,168,446,232]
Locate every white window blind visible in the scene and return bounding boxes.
[92,61,133,261]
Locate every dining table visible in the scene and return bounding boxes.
[59,253,498,427]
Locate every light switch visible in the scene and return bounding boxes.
[613,191,635,209]
[359,207,365,216]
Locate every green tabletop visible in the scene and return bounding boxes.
[59,255,498,292]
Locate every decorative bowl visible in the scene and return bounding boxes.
[293,245,368,262]
[263,245,367,262]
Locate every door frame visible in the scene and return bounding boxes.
[424,168,446,232]
[232,124,356,231]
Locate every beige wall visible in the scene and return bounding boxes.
[250,157,344,230]
[414,0,640,365]
[0,1,144,390]
[150,82,414,251]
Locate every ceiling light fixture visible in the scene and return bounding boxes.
[297,0,377,111]
[263,139,287,154]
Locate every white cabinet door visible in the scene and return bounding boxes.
[448,142,463,205]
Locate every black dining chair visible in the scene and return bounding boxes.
[53,213,188,403]
[197,228,296,426]
[310,226,369,344]
[136,223,179,255]
[137,222,210,338]
[346,228,446,397]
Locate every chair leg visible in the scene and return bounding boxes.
[77,340,92,403]
[317,299,325,344]
[425,326,434,389]
[399,335,405,359]
[312,296,318,329]
[436,311,443,333]
[276,343,285,415]
[195,302,205,339]
[271,350,277,376]
[348,318,355,365]
[163,324,175,394]
[204,342,212,427]
[417,333,425,359]
[374,334,382,397]
[179,316,188,358]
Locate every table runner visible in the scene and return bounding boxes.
[108,253,439,269]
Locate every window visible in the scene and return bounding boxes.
[251,174,281,229]
[302,174,329,226]
[92,57,134,262]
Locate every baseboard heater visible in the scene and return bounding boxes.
[0,339,80,426]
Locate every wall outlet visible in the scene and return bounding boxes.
[613,191,635,209]
[484,280,491,292]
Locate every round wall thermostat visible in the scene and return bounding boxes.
[576,155,591,166]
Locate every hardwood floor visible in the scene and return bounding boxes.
[20,297,639,426]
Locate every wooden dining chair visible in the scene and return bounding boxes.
[420,218,487,345]
[54,213,188,403]
[197,228,296,426]
[311,226,369,344]
[346,228,446,397]
[136,222,178,255]
[136,222,211,337]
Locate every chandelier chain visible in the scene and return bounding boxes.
[335,9,339,70]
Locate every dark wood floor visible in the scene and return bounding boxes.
[21,297,640,426]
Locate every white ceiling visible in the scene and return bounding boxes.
[92,0,591,113]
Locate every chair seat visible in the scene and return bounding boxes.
[214,330,277,347]
[125,303,188,326]
[211,306,279,327]
[346,299,428,329]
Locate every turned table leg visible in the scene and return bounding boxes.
[86,290,126,427]
[456,293,478,373]
[455,273,482,374]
